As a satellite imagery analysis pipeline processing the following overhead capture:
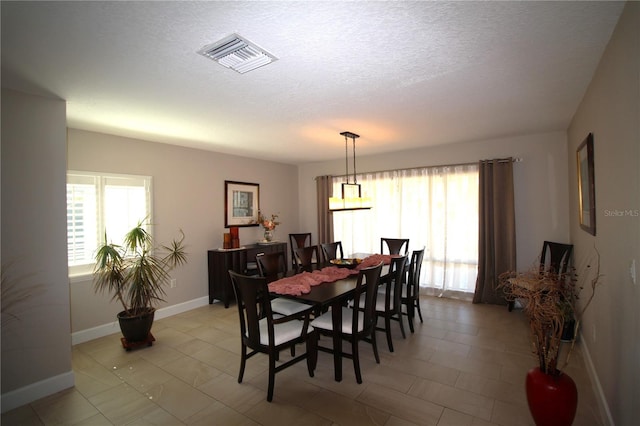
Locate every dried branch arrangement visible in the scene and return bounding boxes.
[498,247,602,375]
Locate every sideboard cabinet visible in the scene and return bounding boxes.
[207,242,287,307]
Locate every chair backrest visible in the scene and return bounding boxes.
[350,262,383,335]
[229,271,274,349]
[320,241,344,262]
[289,233,312,266]
[380,238,409,255]
[256,251,287,283]
[382,254,408,312]
[406,247,425,299]
[540,241,573,276]
[294,245,319,271]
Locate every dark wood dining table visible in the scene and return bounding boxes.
[271,262,389,382]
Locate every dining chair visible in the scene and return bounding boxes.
[540,241,574,276]
[401,247,425,333]
[256,251,311,317]
[256,251,287,282]
[289,233,312,268]
[507,241,573,312]
[310,262,383,384]
[320,241,344,262]
[374,254,408,352]
[228,271,317,402]
[380,238,409,255]
[294,245,320,271]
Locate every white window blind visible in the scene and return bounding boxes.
[67,171,152,276]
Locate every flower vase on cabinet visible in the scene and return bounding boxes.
[254,211,279,243]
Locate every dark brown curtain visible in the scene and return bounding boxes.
[316,175,334,244]
[473,159,517,305]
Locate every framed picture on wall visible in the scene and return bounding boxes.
[225,181,260,227]
[577,133,596,235]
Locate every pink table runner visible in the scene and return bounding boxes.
[268,254,394,296]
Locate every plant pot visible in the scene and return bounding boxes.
[117,307,155,343]
[526,367,578,426]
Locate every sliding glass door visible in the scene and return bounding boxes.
[332,164,479,298]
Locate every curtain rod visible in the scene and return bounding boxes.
[317,157,522,180]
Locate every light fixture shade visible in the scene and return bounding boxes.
[329,131,372,212]
[329,183,372,211]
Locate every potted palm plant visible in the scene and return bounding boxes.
[94,221,187,348]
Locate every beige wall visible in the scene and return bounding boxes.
[567,2,639,424]
[297,131,572,269]
[67,129,299,334]
[1,89,73,410]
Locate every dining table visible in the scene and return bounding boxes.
[268,255,392,382]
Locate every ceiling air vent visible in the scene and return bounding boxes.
[197,34,277,74]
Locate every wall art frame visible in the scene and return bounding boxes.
[224,180,259,228]
[577,133,596,235]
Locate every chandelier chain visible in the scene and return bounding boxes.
[352,136,357,184]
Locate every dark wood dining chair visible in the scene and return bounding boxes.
[380,238,409,255]
[256,251,311,317]
[401,247,425,333]
[294,245,320,271]
[540,241,574,276]
[507,241,573,312]
[228,271,317,402]
[310,262,383,384]
[256,251,287,282]
[289,233,312,268]
[320,241,344,262]
[374,254,408,352]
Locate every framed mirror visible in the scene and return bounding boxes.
[225,181,259,227]
[577,133,596,235]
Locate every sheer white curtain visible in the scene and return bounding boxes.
[332,164,479,298]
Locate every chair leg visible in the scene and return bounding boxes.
[290,345,296,357]
[238,344,247,383]
[397,312,406,339]
[415,300,424,323]
[371,328,380,364]
[352,340,362,384]
[385,316,394,352]
[267,353,276,402]
[406,303,415,333]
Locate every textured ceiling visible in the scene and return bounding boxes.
[1,1,624,164]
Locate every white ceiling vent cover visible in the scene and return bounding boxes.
[198,34,277,74]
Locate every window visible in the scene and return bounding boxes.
[67,171,152,276]
[332,164,479,298]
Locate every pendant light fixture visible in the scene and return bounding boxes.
[328,131,372,211]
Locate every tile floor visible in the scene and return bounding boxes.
[2,297,604,425]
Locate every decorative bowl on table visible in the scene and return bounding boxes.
[330,258,362,269]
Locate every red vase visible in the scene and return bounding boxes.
[525,367,578,426]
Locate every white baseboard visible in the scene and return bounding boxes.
[71,321,121,345]
[1,371,75,414]
[579,333,615,426]
[154,296,210,321]
[71,296,211,345]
